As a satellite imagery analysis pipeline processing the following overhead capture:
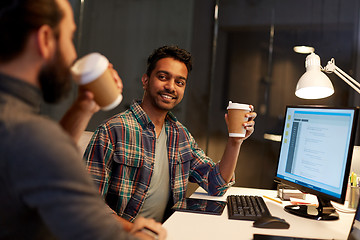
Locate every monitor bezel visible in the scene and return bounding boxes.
[274,105,359,204]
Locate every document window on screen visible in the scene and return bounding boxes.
[285,111,352,194]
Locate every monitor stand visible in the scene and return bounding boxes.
[284,196,339,220]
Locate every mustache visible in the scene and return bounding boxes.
[159,90,177,99]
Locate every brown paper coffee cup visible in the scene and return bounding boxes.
[227,101,251,137]
[71,53,122,111]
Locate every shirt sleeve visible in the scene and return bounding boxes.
[186,130,235,196]
[83,124,114,199]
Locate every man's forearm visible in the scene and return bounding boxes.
[60,90,99,143]
[60,104,93,143]
[219,138,243,183]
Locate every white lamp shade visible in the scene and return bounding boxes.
[295,70,334,99]
[295,53,335,99]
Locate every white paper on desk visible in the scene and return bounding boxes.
[283,189,303,195]
[290,194,318,206]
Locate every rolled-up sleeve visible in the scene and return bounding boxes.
[186,131,235,196]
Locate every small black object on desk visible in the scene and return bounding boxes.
[253,216,290,229]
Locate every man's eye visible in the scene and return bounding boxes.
[177,80,185,86]
[158,75,166,80]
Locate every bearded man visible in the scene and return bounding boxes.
[0,0,165,239]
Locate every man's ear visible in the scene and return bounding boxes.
[36,25,56,60]
[141,74,149,90]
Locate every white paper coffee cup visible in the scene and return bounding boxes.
[227,101,251,137]
[71,52,122,111]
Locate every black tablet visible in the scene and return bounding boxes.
[171,198,227,215]
[253,234,330,240]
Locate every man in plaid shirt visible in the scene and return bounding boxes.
[84,45,257,223]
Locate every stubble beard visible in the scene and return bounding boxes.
[146,88,180,112]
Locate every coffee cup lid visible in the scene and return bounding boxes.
[101,94,123,111]
[71,52,109,85]
[226,101,251,110]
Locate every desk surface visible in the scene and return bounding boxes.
[163,187,355,240]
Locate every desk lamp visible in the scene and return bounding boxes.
[295,52,360,99]
[295,52,360,185]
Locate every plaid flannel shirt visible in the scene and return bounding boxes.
[84,101,234,222]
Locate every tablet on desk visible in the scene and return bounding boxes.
[171,198,226,215]
[253,234,331,240]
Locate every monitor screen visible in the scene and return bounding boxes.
[275,105,358,220]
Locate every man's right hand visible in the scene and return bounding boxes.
[130,217,167,240]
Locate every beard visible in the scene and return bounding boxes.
[38,47,72,104]
[144,88,181,112]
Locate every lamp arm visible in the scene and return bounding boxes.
[333,68,360,95]
[324,58,360,95]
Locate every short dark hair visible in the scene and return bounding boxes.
[146,45,192,77]
[0,0,63,62]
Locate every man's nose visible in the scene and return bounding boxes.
[164,79,176,92]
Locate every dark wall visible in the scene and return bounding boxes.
[41,0,360,191]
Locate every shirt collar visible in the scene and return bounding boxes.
[0,72,42,112]
[130,100,178,129]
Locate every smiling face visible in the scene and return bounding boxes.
[141,57,188,113]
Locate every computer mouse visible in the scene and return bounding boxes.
[253,216,290,229]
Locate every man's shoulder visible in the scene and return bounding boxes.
[19,116,73,149]
[104,109,136,125]
[1,112,78,166]
[7,112,65,139]
[98,108,140,134]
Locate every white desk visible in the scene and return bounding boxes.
[163,187,355,240]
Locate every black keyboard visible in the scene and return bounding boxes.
[227,195,271,220]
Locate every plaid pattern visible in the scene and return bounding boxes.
[84,101,234,222]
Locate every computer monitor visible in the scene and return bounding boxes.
[275,105,359,220]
